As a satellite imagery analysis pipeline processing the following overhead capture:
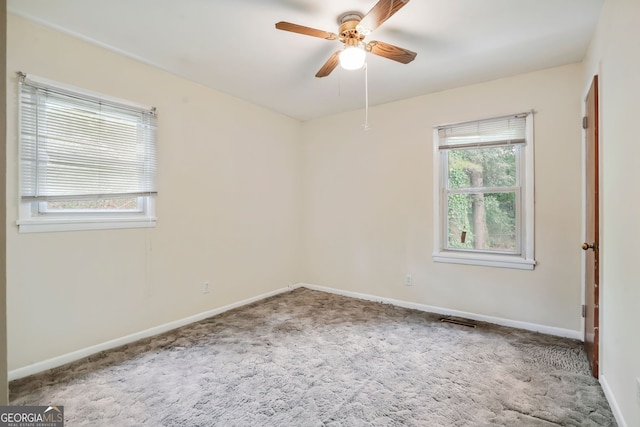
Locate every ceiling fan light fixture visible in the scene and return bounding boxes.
[275,0,416,78]
[339,44,366,70]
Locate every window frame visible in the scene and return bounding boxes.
[432,112,536,270]
[17,73,157,233]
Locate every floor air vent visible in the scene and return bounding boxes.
[439,316,477,328]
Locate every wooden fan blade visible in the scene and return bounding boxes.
[275,22,338,40]
[316,51,341,78]
[367,40,417,64]
[358,0,410,34]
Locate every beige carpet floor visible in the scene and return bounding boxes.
[10,288,616,426]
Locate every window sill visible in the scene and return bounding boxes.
[433,251,536,270]
[18,217,157,233]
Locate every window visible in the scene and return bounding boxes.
[433,112,535,269]
[18,73,158,233]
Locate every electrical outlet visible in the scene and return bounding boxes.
[203,281,210,294]
[405,274,412,286]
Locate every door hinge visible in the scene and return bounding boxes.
[582,304,586,318]
[582,116,588,129]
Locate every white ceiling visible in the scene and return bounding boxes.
[8,0,604,121]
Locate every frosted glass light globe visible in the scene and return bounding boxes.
[339,46,366,70]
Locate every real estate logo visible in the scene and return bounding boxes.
[0,406,64,427]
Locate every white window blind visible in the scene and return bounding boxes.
[19,75,157,202]
[437,113,527,150]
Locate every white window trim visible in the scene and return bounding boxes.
[432,113,536,270]
[17,73,157,233]
[18,199,156,233]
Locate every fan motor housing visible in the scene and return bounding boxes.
[338,20,365,43]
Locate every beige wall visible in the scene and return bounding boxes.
[301,64,584,332]
[1,0,8,404]
[6,14,302,371]
[583,0,640,425]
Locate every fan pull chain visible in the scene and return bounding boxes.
[362,63,370,131]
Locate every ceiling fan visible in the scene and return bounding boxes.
[275,0,417,78]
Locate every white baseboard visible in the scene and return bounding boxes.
[9,286,292,381]
[293,283,582,340]
[10,282,583,381]
[600,374,628,427]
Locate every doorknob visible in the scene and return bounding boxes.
[582,242,597,251]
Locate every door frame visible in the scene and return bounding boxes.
[581,75,601,378]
